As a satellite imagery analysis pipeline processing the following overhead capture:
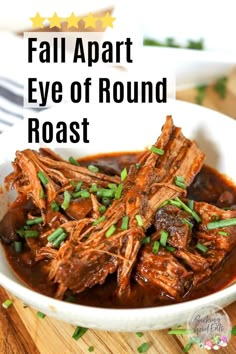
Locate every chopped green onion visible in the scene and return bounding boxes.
[108,183,117,190]
[93,215,106,226]
[65,295,75,303]
[142,236,150,245]
[136,332,144,338]
[121,216,129,230]
[183,341,194,353]
[39,188,45,199]
[168,328,194,335]
[174,176,186,189]
[231,325,236,335]
[61,191,71,210]
[70,180,75,186]
[37,311,46,319]
[196,242,208,253]
[75,181,83,192]
[88,165,99,173]
[211,214,220,221]
[187,200,194,210]
[50,201,60,212]
[218,231,228,236]
[72,190,91,199]
[150,145,164,155]
[98,205,106,214]
[102,197,112,206]
[16,228,25,238]
[207,218,236,230]
[52,232,67,248]
[105,225,116,238]
[68,156,80,166]
[47,227,64,242]
[135,214,143,227]
[135,163,141,169]
[88,346,94,352]
[24,230,39,238]
[160,230,169,247]
[181,218,193,229]
[152,240,160,254]
[72,326,88,341]
[175,197,201,222]
[97,188,115,198]
[37,171,48,185]
[14,241,22,253]
[166,245,176,253]
[121,168,128,181]
[90,183,97,193]
[137,342,150,353]
[2,299,13,309]
[168,199,182,207]
[115,184,123,199]
[214,76,227,99]
[26,216,43,226]
[195,85,207,105]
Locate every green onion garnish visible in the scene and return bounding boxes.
[168,328,194,335]
[187,200,194,210]
[231,325,236,335]
[37,311,46,319]
[24,230,39,238]
[207,218,236,230]
[14,241,22,253]
[65,295,75,303]
[214,76,227,99]
[72,190,91,199]
[136,332,144,338]
[105,225,116,238]
[135,163,141,169]
[102,197,112,206]
[93,215,106,226]
[174,176,186,189]
[115,184,123,199]
[47,227,64,242]
[166,245,176,253]
[121,216,129,230]
[88,346,94,352]
[97,188,115,198]
[37,171,48,185]
[135,214,143,227]
[98,205,106,214]
[17,228,25,238]
[50,201,60,212]
[90,183,97,193]
[218,231,228,236]
[175,197,201,223]
[61,191,71,210]
[72,326,88,341]
[108,183,117,190]
[150,145,164,155]
[152,240,160,254]
[181,218,193,229]
[121,168,128,181]
[26,216,43,226]
[39,188,45,199]
[88,165,99,173]
[68,156,80,166]
[196,242,208,253]
[137,342,150,353]
[142,236,150,245]
[183,341,194,353]
[70,180,75,186]
[160,230,169,247]
[2,299,13,309]
[75,181,83,192]
[52,232,67,248]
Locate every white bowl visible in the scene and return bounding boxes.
[0,100,236,331]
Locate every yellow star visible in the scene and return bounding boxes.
[30,12,45,29]
[48,12,62,29]
[66,12,80,29]
[101,12,116,29]
[83,13,98,29]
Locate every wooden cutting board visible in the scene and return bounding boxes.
[1,79,236,354]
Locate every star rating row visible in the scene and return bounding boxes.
[30,12,115,30]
